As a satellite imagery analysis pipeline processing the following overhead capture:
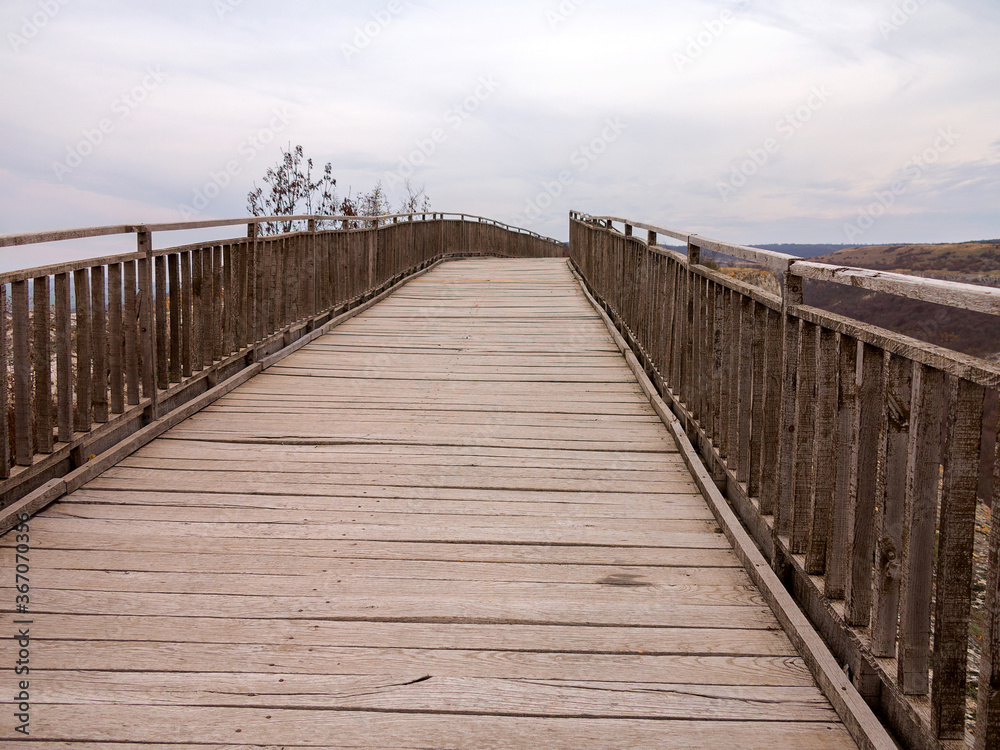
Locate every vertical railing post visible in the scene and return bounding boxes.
[308,218,318,321]
[137,228,159,422]
[248,221,260,360]
[687,235,701,266]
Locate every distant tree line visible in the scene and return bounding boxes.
[247,144,430,235]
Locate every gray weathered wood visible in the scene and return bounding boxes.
[90,264,108,424]
[932,376,984,738]
[12,280,33,464]
[825,334,857,598]
[33,275,54,453]
[845,343,884,627]
[806,327,837,575]
[72,269,93,432]
[897,363,945,695]
[54,272,73,441]
[108,264,124,415]
[872,354,910,657]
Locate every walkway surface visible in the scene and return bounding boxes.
[1,258,857,748]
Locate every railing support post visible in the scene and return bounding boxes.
[137,228,159,423]
[687,235,700,266]
[308,218,318,323]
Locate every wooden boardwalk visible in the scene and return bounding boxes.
[1,258,858,748]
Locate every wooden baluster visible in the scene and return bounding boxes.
[191,248,203,371]
[825,333,858,598]
[805,327,838,574]
[932,376,984,738]
[108,264,124,415]
[90,265,108,423]
[872,354,911,656]
[180,252,193,377]
[168,254,180,382]
[748,301,766,498]
[759,308,782,515]
[846,341,884,627]
[222,245,234,356]
[789,320,818,554]
[712,283,725,452]
[137,236,157,406]
[213,245,223,360]
[73,269,92,432]
[977,405,1000,748]
[54,273,73,441]
[155,255,168,390]
[898,363,946,695]
[0,284,9,477]
[123,262,140,406]
[33,276,53,453]
[736,295,753,484]
[775,288,801,539]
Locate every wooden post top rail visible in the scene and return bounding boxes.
[0,212,562,283]
[570,209,1000,315]
[0,212,560,250]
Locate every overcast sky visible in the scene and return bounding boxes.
[2,0,998,269]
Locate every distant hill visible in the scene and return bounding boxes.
[810,241,1000,275]
[801,241,1000,360]
[753,243,864,259]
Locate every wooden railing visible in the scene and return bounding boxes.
[0,213,562,507]
[569,210,1000,750]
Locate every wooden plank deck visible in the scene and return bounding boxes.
[1,258,857,748]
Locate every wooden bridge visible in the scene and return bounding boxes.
[2,213,1000,749]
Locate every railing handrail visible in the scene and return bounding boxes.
[572,209,1000,316]
[0,211,563,250]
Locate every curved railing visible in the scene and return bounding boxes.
[0,213,563,507]
[569,209,1000,750]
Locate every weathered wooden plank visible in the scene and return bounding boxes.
[54,272,73,440]
[90,264,108,423]
[12,280,33,464]
[737,294,753,484]
[107,263,124,414]
[825,333,857,598]
[977,406,1000,749]
[154,254,168,389]
[0,284,9,477]
[123,261,140,406]
[932,376,984,738]
[775,306,800,537]
[871,354,910,657]
[32,274,54,453]
[1,706,856,748]
[897,363,945,695]
[806,327,838,574]
[759,308,782,515]
[180,251,193,378]
[846,342,884,627]
[72,269,94,432]
[790,320,818,554]
[137,249,156,401]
